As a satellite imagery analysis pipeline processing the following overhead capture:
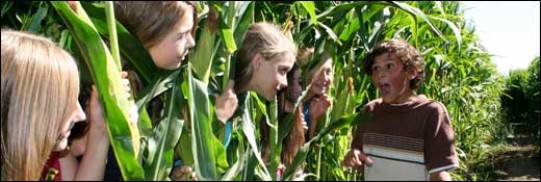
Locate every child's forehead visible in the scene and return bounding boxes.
[374,52,401,64]
[177,9,195,32]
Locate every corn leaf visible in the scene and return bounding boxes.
[51,2,144,180]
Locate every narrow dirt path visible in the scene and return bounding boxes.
[494,143,539,181]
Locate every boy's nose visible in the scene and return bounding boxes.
[377,70,387,79]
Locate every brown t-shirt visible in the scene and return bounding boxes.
[351,95,458,180]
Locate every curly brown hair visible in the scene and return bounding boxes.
[363,39,425,90]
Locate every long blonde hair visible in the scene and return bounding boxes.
[234,22,297,91]
[1,30,80,180]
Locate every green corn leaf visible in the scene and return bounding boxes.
[389,1,448,45]
[51,1,144,180]
[240,94,271,178]
[104,1,120,69]
[316,2,370,20]
[233,1,254,47]
[143,70,185,180]
[187,63,228,180]
[283,112,371,180]
[219,2,237,54]
[299,1,317,25]
[268,97,280,180]
[189,22,216,84]
[80,2,158,85]
[429,15,462,50]
[27,4,47,32]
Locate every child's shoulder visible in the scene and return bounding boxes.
[363,95,449,114]
[418,95,448,113]
[415,95,450,121]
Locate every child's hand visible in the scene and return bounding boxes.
[87,71,131,142]
[87,86,108,142]
[342,149,373,170]
[120,71,138,123]
[215,81,238,124]
[309,94,331,122]
[170,165,198,181]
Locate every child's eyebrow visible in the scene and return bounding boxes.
[176,30,191,38]
[178,29,190,34]
[178,25,193,34]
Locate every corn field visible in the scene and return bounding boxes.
[2,1,525,181]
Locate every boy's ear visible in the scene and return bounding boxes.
[406,66,417,80]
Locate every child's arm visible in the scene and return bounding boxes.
[429,171,452,181]
[60,86,110,180]
[215,81,238,124]
[343,113,372,170]
[425,102,458,180]
[72,86,110,180]
[308,94,331,138]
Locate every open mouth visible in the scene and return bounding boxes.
[378,82,391,95]
[182,50,190,59]
[313,83,328,93]
[178,50,189,61]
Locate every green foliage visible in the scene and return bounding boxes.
[50,2,145,180]
[0,1,513,181]
[501,57,540,140]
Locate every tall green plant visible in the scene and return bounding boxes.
[2,1,508,180]
[51,1,144,180]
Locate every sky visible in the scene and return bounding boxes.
[460,1,540,76]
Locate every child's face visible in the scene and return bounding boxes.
[148,6,195,70]
[310,60,333,97]
[251,53,296,100]
[288,69,303,102]
[54,101,86,151]
[371,53,415,104]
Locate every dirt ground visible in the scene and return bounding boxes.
[493,140,540,181]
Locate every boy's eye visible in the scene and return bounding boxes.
[372,66,380,72]
[386,63,394,70]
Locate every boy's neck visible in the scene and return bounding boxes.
[383,91,417,105]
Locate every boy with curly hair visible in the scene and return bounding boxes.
[343,39,458,181]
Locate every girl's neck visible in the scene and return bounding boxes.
[236,82,250,94]
[304,91,317,102]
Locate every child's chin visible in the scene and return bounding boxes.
[262,91,275,101]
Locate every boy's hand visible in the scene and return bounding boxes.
[215,81,238,124]
[342,149,373,170]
